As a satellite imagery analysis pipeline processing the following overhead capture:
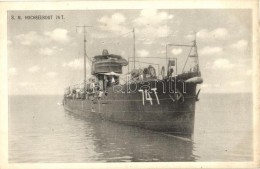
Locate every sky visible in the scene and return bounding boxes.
[7,9,252,95]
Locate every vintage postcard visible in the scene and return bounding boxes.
[0,0,259,169]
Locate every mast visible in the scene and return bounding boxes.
[193,32,200,72]
[76,25,92,92]
[194,32,197,56]
[83,26,87,91]
[133,28,136,70]
[166,44,168,74]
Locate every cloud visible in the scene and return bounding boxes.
[137,49,149,57]
[16,31,48,46]
[133,9,173,26]
[46,71,57,78]
[16,29,70,46]
[186,28,228,41]
[201,28,227,39]
[231,40,248,50]
[28,65,40,73]
[120,50,126,56]
[62,58,88,70]
[39,47,54,56]
[8,67,17,76]
[137,25,171,38]
[133,10,174,39]
[137,38,154,45]
[211,58,234,70]
[39,46,63,56]
[198,28,228,39]
[199,46,223,56]
[44,28,70,43]
[185,32,196,40]
[171,48,183,55]
[98,13,130,34]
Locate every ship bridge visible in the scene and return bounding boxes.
[91,49,128,75]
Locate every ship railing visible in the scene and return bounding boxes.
[64,81,95,95]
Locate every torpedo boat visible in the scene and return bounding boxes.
[63,28,203,137]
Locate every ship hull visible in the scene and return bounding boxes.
[64,76,200,137]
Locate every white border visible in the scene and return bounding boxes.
[0,0,259,168]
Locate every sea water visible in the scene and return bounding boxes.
[8,93,253,162]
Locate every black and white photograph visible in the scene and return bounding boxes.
[0,0,259,168]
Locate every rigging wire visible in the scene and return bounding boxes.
[85,52,92,62]
[182,47,193,73]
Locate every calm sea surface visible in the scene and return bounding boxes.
[8,93,253,162]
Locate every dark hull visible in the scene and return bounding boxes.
[64,75,200,137]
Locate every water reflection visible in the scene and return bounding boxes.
[66,111,198,162]
[9,94,253,162]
